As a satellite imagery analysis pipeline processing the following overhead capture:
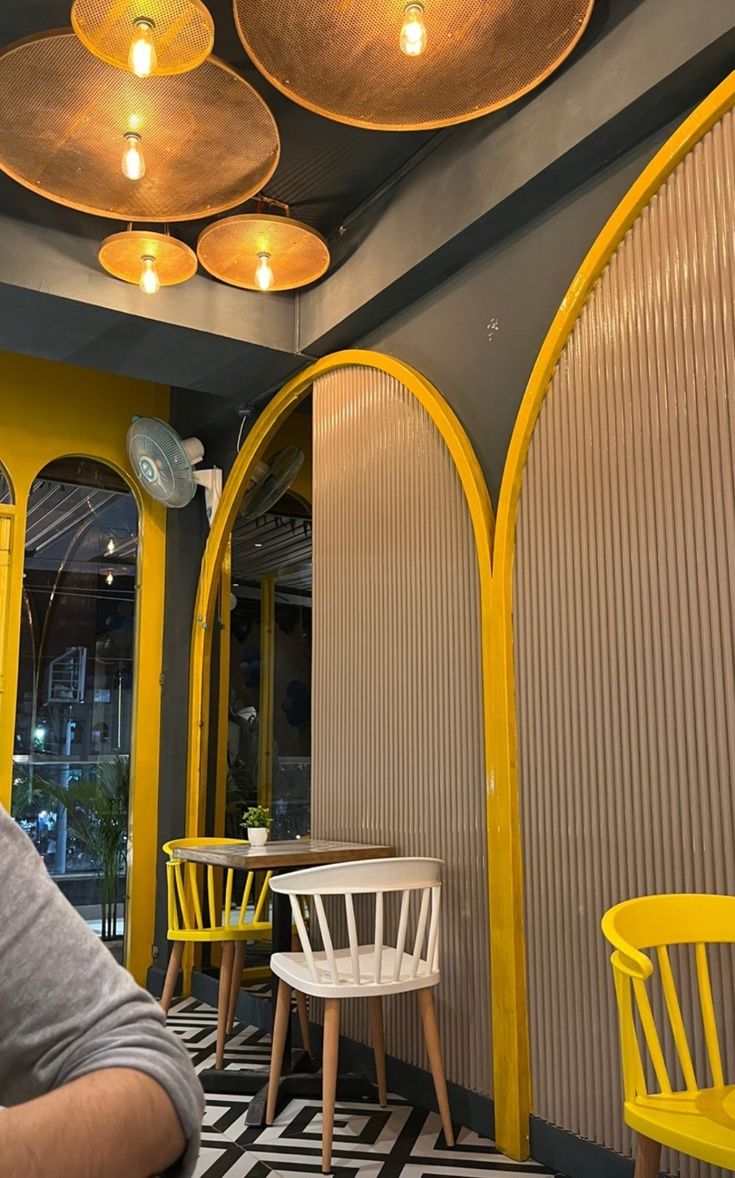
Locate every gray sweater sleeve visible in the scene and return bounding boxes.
[0,806,203,1175]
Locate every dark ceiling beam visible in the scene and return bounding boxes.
[0,212,305,397]
[297,0,735,354]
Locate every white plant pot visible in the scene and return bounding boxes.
[248,827,269,847]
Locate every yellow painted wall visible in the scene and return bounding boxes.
[0,350,169,984]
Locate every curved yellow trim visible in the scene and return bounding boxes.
[185,345,498,1104]
[186,348,495,833]
[0,356,168,986]
[489,71,735,1157]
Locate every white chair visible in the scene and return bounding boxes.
[266,857,454,1173]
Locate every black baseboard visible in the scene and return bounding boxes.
[531,1117,634,1178]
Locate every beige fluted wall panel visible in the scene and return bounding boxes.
[513,111,735,1176]
[312,364,491,1095]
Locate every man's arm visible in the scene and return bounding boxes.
[0,1069,186,1178]
[0,808,203,1176]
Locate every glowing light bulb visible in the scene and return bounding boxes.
[400,3,427,56]
[255,252,274,291]
[106,538,116,554]
[106,572,114,586]
[139,254,160,295]
[122,132,145,180]
[129,18,157,77]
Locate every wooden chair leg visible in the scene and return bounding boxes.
[227,941,246,1034]
[266,980,293,1125]
[634,1135,661,1178]
[295,991,312,1055]
[215,942,235,1070]
[369,996,387,1105]
[418,988,454,1147]
[322,998,341,1174]
[160,942,184,1015]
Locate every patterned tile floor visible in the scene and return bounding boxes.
[168,1000,552,1178]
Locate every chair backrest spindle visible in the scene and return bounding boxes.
[344,893,361,983]
[695,942,725,1088]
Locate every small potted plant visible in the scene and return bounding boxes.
[242,804,272,847]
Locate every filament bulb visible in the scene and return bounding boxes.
[122,132,145,181]
[400,3,427,56]
[139,255,160,295]
[129,18,157,77]
[255,252,274,291]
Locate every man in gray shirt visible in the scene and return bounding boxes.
[0,805,204,1176]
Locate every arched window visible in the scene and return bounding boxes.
[11,457,138,950]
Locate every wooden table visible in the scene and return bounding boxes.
[174,838,395,1123]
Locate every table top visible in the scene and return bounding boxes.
[173,838,396,871]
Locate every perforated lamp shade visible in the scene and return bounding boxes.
[0,30,280,221]
[233,0,594,131]
[71,0,214,75]
[197,214,330,292]
[99,229,197,287]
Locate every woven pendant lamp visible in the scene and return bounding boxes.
[99,228,197,292]
[233,0,594,131]
[71,0,214,76]
[197,211,330,292]
[0,30,280,222]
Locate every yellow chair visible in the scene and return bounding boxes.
[602,894,735,1177]
[161,838,273,1068]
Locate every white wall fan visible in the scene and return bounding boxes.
[127,418,304,524]
[127,417,222,522]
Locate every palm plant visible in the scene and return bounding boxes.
[43,756,129,940]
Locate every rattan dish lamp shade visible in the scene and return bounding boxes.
[197,214,330,291]
[233,0,594,131]
[0,30,280,221]
[71,0,214,75]
[99,229,197,286]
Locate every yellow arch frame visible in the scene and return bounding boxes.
[0,356,168,986]
[489,71,735,1157]
[185,347,506,1106]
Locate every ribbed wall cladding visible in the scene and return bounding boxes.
[513,112,735,1177]
[312,365,491,1096]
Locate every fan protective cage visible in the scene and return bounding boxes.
[241,445,305,518]
[0,30,280,221]
[99,230,197,285]
[233,0,594,131]
[71,0,214,76]
[197,214,330,291]
[127,417,197,507]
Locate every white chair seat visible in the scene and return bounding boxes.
[271,944,440,998]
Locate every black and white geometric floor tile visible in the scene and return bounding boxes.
[168,1001,551,1178]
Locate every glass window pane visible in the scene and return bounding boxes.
[0,463,13,504]
[11,457,138,952]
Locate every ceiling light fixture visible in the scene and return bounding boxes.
[197,203,330,293]
[71,0,214,76]
[106,538,116,554]
[122,131,145,180]
[129,17,157,77]
[400,4,427,57]
[233,0,594,130]
[106,571,114,585]
[0,31,280,222]
[98,227,197,292]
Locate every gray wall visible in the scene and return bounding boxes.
[361,118,680,503]
[154,389,243,960]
